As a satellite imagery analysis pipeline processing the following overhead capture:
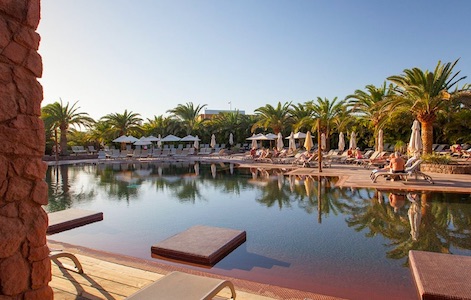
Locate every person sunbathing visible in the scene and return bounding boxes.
[390,152,405,173]
[388,152,405,181]
[355,147,363,159]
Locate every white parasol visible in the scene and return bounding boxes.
[264,133,278,140]
[112,135,128,143]
[194,135,199,149]
[134,137,152,146]
[276,132,284,151]
[349,132,357,150]
[210,134,216,148]
[293,132,307,139]
[229,133,234,146]
[247,134,258,149]
[287,132,296,152]
[408,120,422,157]
[338,132,345,151]
[161,134,181,142]
[180,135,200,142]
[145,135,160,142]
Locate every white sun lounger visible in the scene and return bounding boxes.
[371,159,434,184]
[126,271,236,300]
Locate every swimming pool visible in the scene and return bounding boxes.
[45,162,471,300]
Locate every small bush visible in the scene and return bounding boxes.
[421,153,452,165]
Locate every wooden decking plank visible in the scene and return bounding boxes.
[52,264,140,298]
[73,254,162,282]
[69,265,157,289]
[51,275,126,300]
[51,288,82,300]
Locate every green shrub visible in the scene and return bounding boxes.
[394,141,407,154]
[421,153,452,165]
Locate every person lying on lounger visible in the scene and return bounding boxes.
[370,153,394,179]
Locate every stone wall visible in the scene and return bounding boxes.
[0,1,52,299]
[421,163,471,175]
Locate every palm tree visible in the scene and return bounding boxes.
[386,59,467,154]
[346,82,395,150]
[88,120,113,146]
[167,102,207,135]
[42,100,94,155]
[141,115,180,136]
[100,110,143,138]
[290,103,313,134]
[252,102,293,134]
[300,97,346,150]
[208,110,248,144]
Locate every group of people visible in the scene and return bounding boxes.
[347,147,364,159]
[250,147,293,160]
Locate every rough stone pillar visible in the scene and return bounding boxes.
[0,1,52,299]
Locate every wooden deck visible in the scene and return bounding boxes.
[238,161,471,194]
[49,241,345,300]
[51,253,160,299]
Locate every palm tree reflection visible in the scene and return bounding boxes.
[344,190,471,265]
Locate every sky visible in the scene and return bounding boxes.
[37,0,471,121]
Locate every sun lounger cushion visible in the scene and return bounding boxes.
[125,271,236,300]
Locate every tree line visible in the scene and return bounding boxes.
[42,59,471,156]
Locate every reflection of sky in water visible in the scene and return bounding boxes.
[45,163,471,300]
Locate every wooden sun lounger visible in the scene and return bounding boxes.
[126,271,236,300]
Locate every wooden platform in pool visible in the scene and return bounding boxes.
[47,208,103,235]
[409,250,471,300]
[151,225,246,266]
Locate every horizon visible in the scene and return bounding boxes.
[38,0,471,121]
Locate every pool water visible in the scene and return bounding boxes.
[45,162,471,300]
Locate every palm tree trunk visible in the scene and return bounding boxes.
[60,125,68,155]
[54,128,59,161]
[420,120,434,154]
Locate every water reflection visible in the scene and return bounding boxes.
[217,243,291,271]
[46,163,471,266]
[345,190,471,265]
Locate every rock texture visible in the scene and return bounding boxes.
[0,1,52,298]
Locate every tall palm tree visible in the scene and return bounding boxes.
[252,102,293,134]
[290,103,313,134]
[100,110,143,138]
[300,97,346,150]
[42,100,94,155]
[209,110,245,143]
[141,115,180,136]
[88,120,113,146]
[346,82,395,150]
[386,59,467,154]
[167,102,207,135]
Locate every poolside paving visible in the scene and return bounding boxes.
[46,155,470,299]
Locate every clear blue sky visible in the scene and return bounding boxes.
[38,0,471,121]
